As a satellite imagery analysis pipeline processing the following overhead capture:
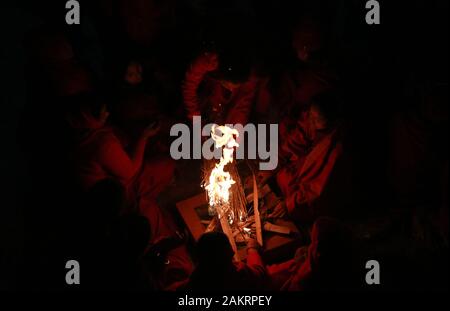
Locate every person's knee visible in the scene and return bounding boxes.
[153,157,176,184]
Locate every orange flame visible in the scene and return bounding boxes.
[204,125,239,211]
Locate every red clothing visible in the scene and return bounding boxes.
[267,218,354,291]
[276,118,344,222]
[115,92,160,126]
[68,111,192,289]
[253,65,335,130]
[71,126,176,238]
[50,62,93,96]
[114,91,175,154]
[129,158,176,240]
[278,111,315,162]
[187,249,267,291]
[279,68,334,110]
[182,56,257,125]
[267,248,316,291]
[275,67,336,139]
[73,128,149,189]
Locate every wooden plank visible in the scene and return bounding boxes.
[176,193,304,264]
[218,206,240,262]
[176,193,208,241]
[252,173,263,246]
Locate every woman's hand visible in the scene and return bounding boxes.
[246,238,261,253]
[269,201,288,219]
[142,121,161,139]
[256,170,274,186]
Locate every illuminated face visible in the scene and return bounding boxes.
[292,28,321,63]
[296,45,310,62]
[220,80,241,92]
[99,104,110,125]
[124,61,143,85]
[309,105,328,131]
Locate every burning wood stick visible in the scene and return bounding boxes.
[253,173,263,247]
[229,162,248,222]
[263,222,291,235]
[218,205,240,261]
[204,216,219,232]
[246,184,271,203]
[202,125,247,261]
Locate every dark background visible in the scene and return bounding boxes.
[1,0,448,290]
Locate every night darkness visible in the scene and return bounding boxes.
[1,0,448,296]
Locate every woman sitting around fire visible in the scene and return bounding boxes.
[65,92,178,242]
[267,217,360,290]
[260,91,350,224]
[182,49,258,126]
[65,92,193,289]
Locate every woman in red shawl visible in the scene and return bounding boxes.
[267,217,358,291]
[65,92,175,241]
[182,51,258,125]
[66,92,193,289]
[262,92,348,223]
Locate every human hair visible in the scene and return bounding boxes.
[66,91,106,120]
[214,52,251,83]
[85,178,127,227]
[114,214,151,258]
[196,232,234,265]
[309,91,342,126]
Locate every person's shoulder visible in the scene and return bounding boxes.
[244,70,261,86]
[91,127,114,139]
[90,127,120,150]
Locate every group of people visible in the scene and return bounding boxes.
[187,216,358,291]
[20,0,447,291]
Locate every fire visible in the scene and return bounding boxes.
[204,125,239,212]
[203,124,257,260]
